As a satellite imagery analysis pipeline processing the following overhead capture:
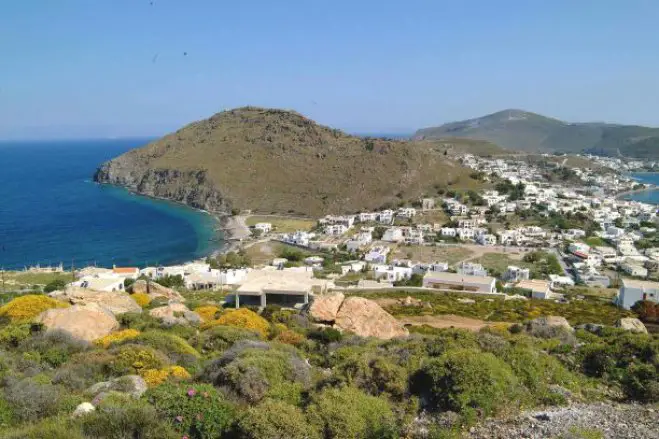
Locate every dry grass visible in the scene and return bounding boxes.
[393,245,474,265]
[243,241,315,266]
[414,210,449,225]
[245,215,316,233]
[3,271,71,287]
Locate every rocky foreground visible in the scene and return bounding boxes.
[466,402,658,439]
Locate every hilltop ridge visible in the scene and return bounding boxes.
[415,109,659,157]
[94,107,485,216]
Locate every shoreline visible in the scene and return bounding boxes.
[615,185,658,201]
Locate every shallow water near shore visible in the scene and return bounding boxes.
[625,172,659,205]
[0,139,222,270]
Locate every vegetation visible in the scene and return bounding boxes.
[0,291,656,438]
[0,294,69,324]
[154,275,184,289]
[245,215,316,232]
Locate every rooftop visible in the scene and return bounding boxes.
[423,271,495,285]
[621,278,659,290]
[516,279,550,292]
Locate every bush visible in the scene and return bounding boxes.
[155,275,184,289]
[0,395,15,429]
[130,293,151,308]
[236,399,320,439]
[307,386,398,439]
[621,363,659,402]
[194,305,221,322]
[0,417,84,439]
[412,348,523,420]
[108,344,169,376]
[0,295,69,323]
[43,279,67,293]
[52,350,116,391]
[201,341,310,404]
[273,328,305,346]
[0,323,33,348]
[124,331,200,368]
[190,325,260,355]
[3,376,71,422]
[147,383,237,439]
[201,308,270,338]
[141,365,191,387]
[19,330,89,368]
[94,329,141,349]
[308,327,343,344]
[80,396,178,439]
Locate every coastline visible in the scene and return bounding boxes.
[615,186,657,200]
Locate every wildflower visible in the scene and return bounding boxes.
[187,388,196,397]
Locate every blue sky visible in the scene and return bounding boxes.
[1,0,659,139]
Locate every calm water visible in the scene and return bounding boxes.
[627,173,659,205]
[0,139,221,270]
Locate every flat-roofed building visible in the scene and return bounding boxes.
[422,272,496,293]
[618,278,659,309]
[234,268,329,308]
[516,279,553,300]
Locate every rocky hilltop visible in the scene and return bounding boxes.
[94,107,480,216]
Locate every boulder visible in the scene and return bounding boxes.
[400,296,423,307]
[527,316,573,332]
[149,303,201,326]
[87,375,148,399]
[615,318,648,334]
[36,303,119,342]
[72,402,95,417]
[457,298,476,304]
[130,280,184,302]
[308,292,345,323]
[49,286,141,315]
[334,296,408,339]
[575,323,604,334]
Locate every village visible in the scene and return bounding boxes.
[40,153,658,318]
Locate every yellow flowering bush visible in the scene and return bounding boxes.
[274,329,305,346]
[110,344,168,375]
[141,365,191,387]
[194,305,221,322]
[94,329,141,348]
[0,295,69,324]
[131,293,151,308]
[201,308,269,338]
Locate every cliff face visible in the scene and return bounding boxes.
[94,107,479,216]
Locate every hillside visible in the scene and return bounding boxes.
[94,107,482,217]
[414,109,659,158]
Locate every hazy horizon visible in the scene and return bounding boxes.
[3,1,659,139]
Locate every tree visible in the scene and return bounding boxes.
[43,279,67,293]
[155,275,184,288]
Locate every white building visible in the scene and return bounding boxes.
[423,271,496,293]
[618,278,659,309]
[254,223,272,234]
[324,224,349,236]
[382,227,404,243]
[373,265,413,282]
[504,266,530,282]
[364,246,390,264]
[516,279,554,300]
[457,262,488,277]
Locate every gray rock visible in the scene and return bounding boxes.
[615,318,648,334]
[87,375,148,399]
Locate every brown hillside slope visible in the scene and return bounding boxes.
[95,107,481,216]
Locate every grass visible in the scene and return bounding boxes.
[245,215,316,233]
[3,271,72,288]
[583,237,610,248]
[352,290,634,326]
[392,245,473,265]
[562,286,618,299]
[470,253,532,277]
[243,241,317,266]
[413,210,449,225]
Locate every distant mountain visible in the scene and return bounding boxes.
[414,109,659,158]
[95,107,483,217]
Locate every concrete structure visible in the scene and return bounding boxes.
[112,267,140,279]
[618,278,659,309]
[234,268,328,308]
[457,262,488,277]
[254,223,272,234]
[516,279,553,300]
[504,266,530,282]
[75,276,125,292]
[422,272,496,293]
[620,261,648,278]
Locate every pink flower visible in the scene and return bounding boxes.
[187,388,196,397]
[183,436,189,439]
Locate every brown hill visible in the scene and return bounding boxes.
[95,107,482,216]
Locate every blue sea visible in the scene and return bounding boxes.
[0,139,221,270]
[627,172,659,205]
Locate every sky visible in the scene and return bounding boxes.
[1,0,659,139]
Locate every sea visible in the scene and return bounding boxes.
[0,139,221,271]
[627,172,659,205]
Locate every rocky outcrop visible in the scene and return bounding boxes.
[130,280,184,302]
[49,287,141,315]
[149,303,201,326]
[36,303,119,342]
[308,292,345,323]
[334,297,408,339]
[527,316,573,332]
[615,318,648,334]
[87,375,148,399]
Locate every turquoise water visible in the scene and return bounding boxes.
[627,173,659,205]
[0,139,222,270]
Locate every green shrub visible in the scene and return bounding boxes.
[108,344,169,375]
[19,330,89,368]
[0,417,83,439]
[621,363,659,402]
[425,329,479,357]
[3,376,71,422]
[53,350,116,391]
[147,383,237,439]
[0,395,15,429]
[79,397,178,439]
[307,327,343,344]
[123,331,200,369]
[191,325,260,355]
[0,323,33,348]
[307,386,398,439]
[201,341,310,404]
[236,399,320,439]
[412,348,523,420]
[43,279,67,293]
